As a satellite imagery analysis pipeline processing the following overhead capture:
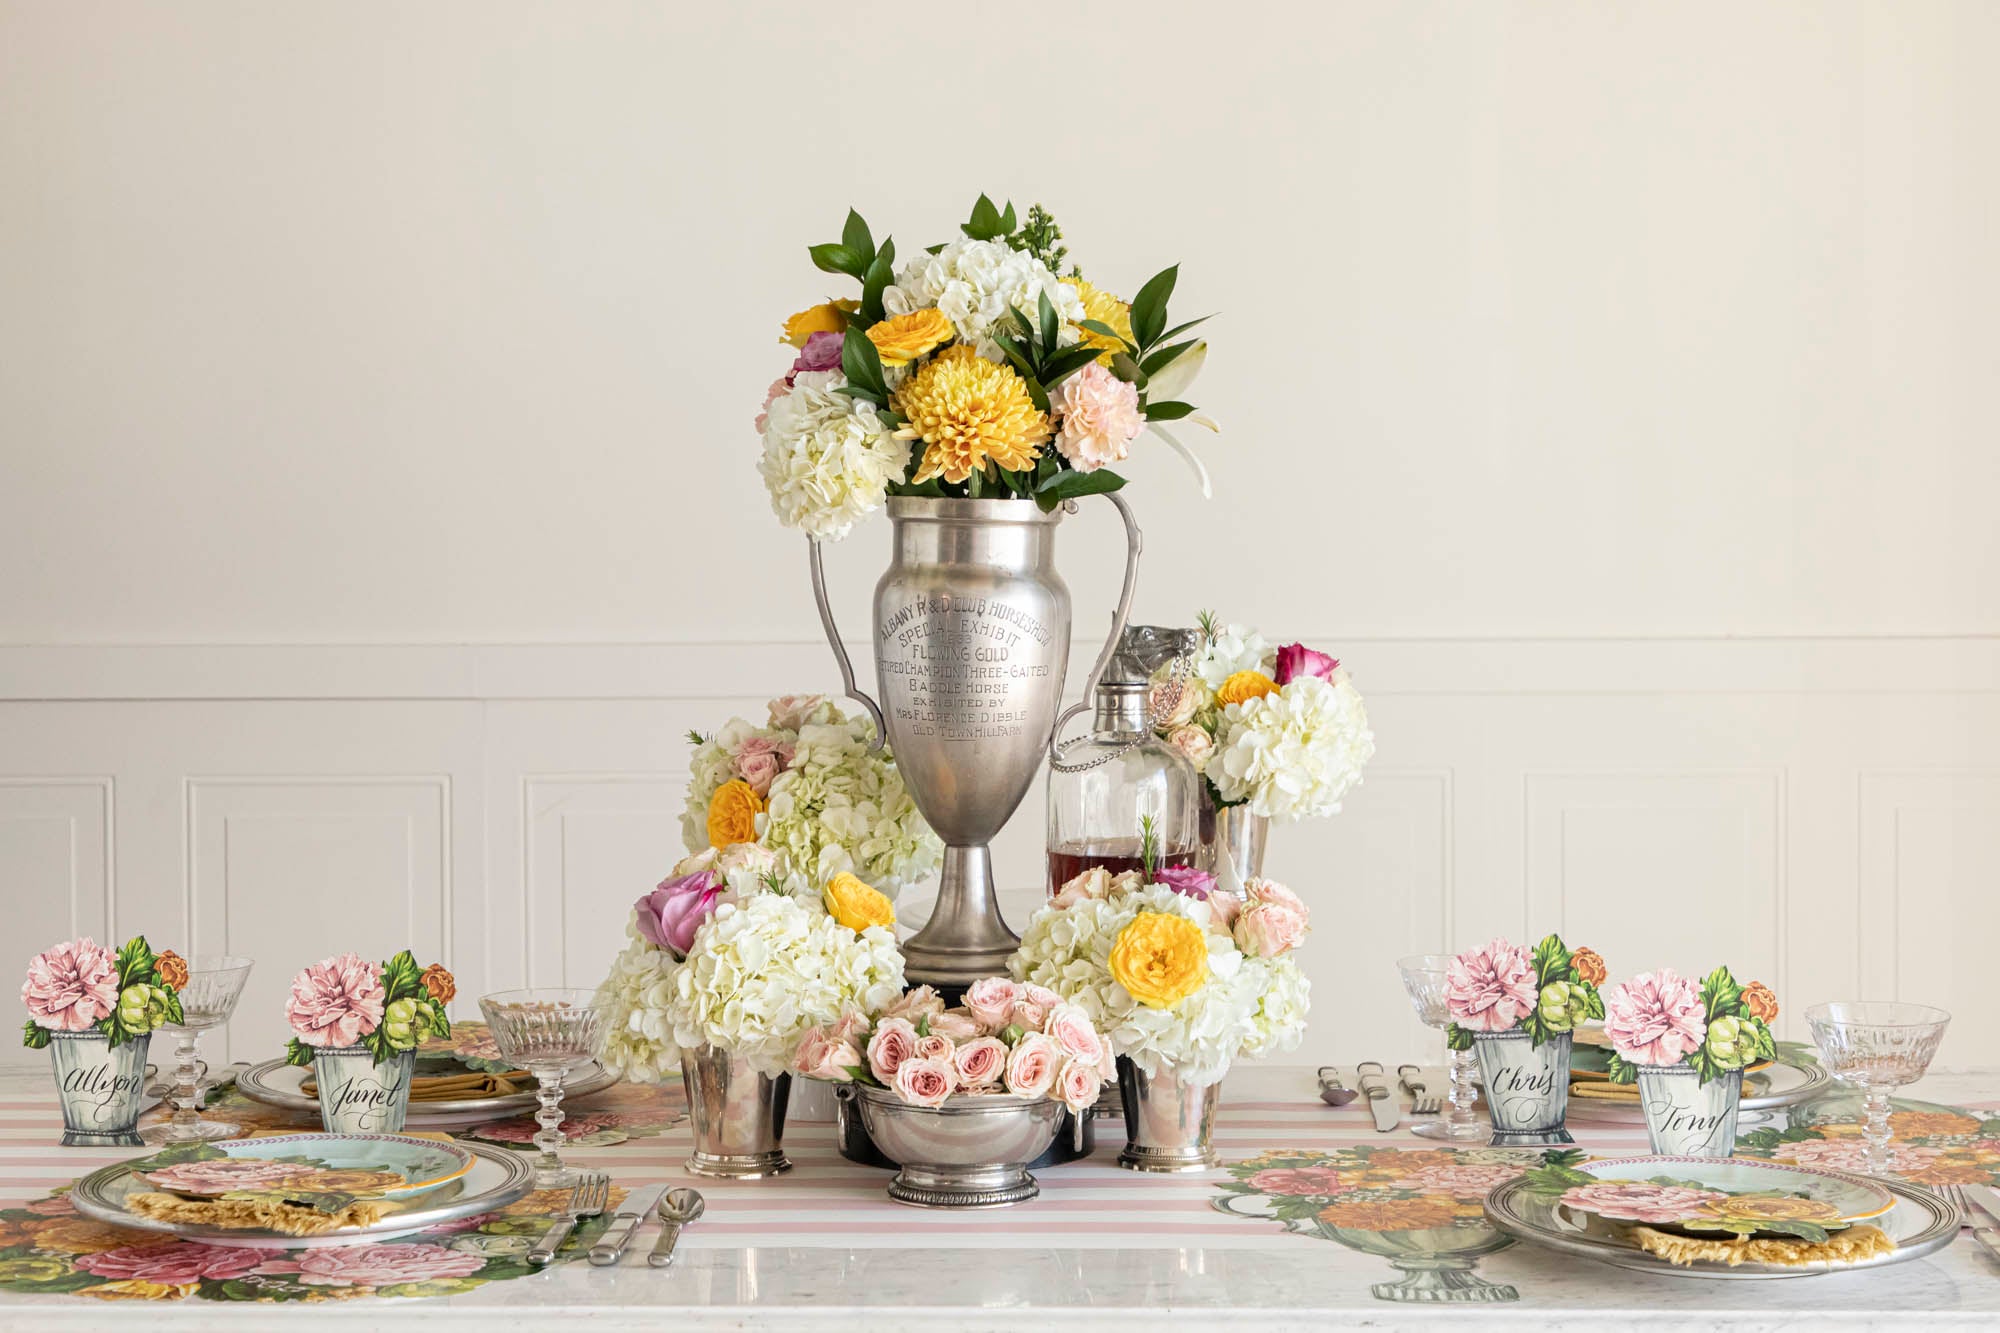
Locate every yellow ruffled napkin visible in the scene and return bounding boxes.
[299,1070,530,1101]
[1632,1224,1895,1267]
[122,1192,394,1236]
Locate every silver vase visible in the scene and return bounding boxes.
[311,1045,414,1134]
[50,1032,150,1147]
[1472,1031,1574,1146]
[1116,1057,1221,1172]
[1635,1065,1742,1157]
[683,1046,791,1178]
[1200,798,1269,894]
[810,494,1142,988]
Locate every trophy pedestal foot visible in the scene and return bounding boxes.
[900,845,1019,990]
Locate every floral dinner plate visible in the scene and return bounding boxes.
[1552,1156,1894,1236]
[134,1132,474,1199]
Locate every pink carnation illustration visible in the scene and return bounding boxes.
[1775,1138,1942,1176]
[256,1241,484,1288]
[140,1159,314,1196]
[76,1240,274,1284]
[476,1111,621,1144]
[1408,1162,1525,1198]
[1600,969,1707,1067]
[1558,1181,1727,1223]
[1444,938,1538,1032]
[285,952,387,1048]
[21,937,120,1033]
[1248,1166,1347,1197]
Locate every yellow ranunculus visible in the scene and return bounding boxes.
[780,300,858,348]
[866,308,954,367]
[1109,911,1209,1009]
[822,871,895,932]
[705,779,765,849]
[1217,670,1278,706]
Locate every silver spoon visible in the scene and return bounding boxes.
[646,1187,704,1268]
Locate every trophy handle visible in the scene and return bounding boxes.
[807,536,887,752]
[1047,491,1144,765]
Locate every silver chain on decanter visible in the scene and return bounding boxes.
[1049,649,1195,774]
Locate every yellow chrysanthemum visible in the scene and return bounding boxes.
[1109,911,1210,1009]
[780,299,858,348]
[866,308,954,367]
[1217,670,1278,706]
[1071,277,1133,364]
[822,871,895,932]
[706,779,764,849]
[893,345,1051,485]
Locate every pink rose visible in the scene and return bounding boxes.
[866,1016,919,1084]
[1444,937,1538,1033]
[754,377,788,435]
[828,1010,872,1048]
[1150,679,1199,728]
[1207,891,1243,929]
[927,1010,982,1041]
[634,869,727,958]
[732,736,787,797]
[794,1029,862,1083]
[792,1026,833,1077]
[285,952,387,1048]
[914,1033,956,1064]
[1050,867,1113,909]
[1044,1004,1104,1066]
[1004,1032,1060,1098]
[78,1241,272,1284]
[1165,724,1214,769]
[1558,1182,1727,1224]
[1008,1000,1048,1031]
[1249,1166,1347,1196]
[767,694,826,730]
[883,985,946,1021]
[1273,643,1340,686]
[892,1056,956,1109]
[952,1037,1009,1088]
[261,1242,484,1288]
[1601,969,1708,1068]
[1022,984,1064,1009]
[1234,878,1309,957]
[1056,1057,1101,1112]
[1052,361,1143,472]
[21,937,120,1033]
[963,978,1020,1030]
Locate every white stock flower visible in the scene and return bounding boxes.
[1207,675,1376,823]
[758,371,908,540]
[882,239,1086,357]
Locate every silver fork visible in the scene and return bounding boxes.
[1940,1184,1971,1227]
[528,1171,610,1265]
[1400,1064,1442,1116]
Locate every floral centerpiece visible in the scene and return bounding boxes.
[758,197,1213,537]
[22,935,186,1146]
[1600,965,1779,1156]
[1443,934,1605,1147]
[1010,864,1310,1170]
[283,950,453,1135]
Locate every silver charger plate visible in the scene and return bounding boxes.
[1483,1172,1957,1278]
[237,1056,618,1129]
[1565,1050,1831,1123]
[71,1140,536,1249]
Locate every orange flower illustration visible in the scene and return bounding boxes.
[1318,1195,1458,1232]
[420,963,456,1003]
[153,951,190,991]
[1906,1159,1991,1186]
[28,1217,159,1255]
[1740,980,1778,1023]
[1569,947,1607,986]
[1890,1111,1982,1139]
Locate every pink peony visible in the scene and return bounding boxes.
[1444,937,1538,1033]
[952,1036,1009,1089]
[767,694,825,730]
[963,978,1020,1031]
[1249,1166,1347,1196]
[1273,643,1340,686]
[732,736,788,797]
[754,377,789,435]
[1003,1032,1060,1098]
[77,1240,272,1284]
[285,952,386,1048]
[1052,362,1143,472]
[1557,1182,1726,1224]
[882,986,946,1021]
[21,937,120,1033]
[1056,1057,1101,1112]
[1044,1005,1104,1066]
[258,1242,484,1288]
[1234,878,1310,957]
[866,1016,919,1084]
[1601,969,1708,1068]
[892,1057,956,1109]
[634,869,727,958]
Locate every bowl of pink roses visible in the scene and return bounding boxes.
[791,979,1112,1209]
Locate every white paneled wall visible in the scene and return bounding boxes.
[3,638,1996,1073]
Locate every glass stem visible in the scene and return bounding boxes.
[170,1030,202,1137]
[533,1069,569,1173]
[1863,1087,1894,1174]
[1447,1044,1480,1135]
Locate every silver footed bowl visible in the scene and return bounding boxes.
[843,1085,1064,1209]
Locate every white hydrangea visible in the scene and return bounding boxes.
[1194,622,1274,690]
[882,238,1086,357]
[1208,675,1376,823]
[666,893,905,1075]
[758,371,908,541]
[1240,954,1310,1059]
[592,914,683,1083]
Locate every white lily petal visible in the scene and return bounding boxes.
[1148,423,1213,499]
[1188,413,1223,433]
[1143,341,1207,401]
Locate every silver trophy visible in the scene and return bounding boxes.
[809,494,1142,987]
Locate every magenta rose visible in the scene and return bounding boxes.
[1558,1182,1726,1224]
[21,937,119,1033]
[264,1242,484,1288]
[866,1016,919,1084]
[1601,969,1707,1068]
[286,952,387,1048]
[1273,643,1340,686]
[963,978,1020,1031]
[1249,1166,1347,1197]
[952,1036,1009,1089]
[1156,865,1217,901]
[634,869,726,958]
[787,331,845,385]
[892,1056,956,1108]
[78,1240,273,1284]
[1444,937,1538,1032]
[1004,1032,1060,1098]
[1056,1057,1101,1112]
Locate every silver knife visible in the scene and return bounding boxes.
[1355,1061,1399,1133]
[587,1184,666,1267]
[1966,1185,2000,1265]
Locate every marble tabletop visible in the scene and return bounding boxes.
[2,1063,1997,1330]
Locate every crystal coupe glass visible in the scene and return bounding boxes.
[1396,954,1485,1141]
[479,989,605,1188]
[1806,1001,1951,1175]
[141,955,254,1144]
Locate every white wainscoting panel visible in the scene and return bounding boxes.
[522,776,682,990]
[0,779,112,965]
